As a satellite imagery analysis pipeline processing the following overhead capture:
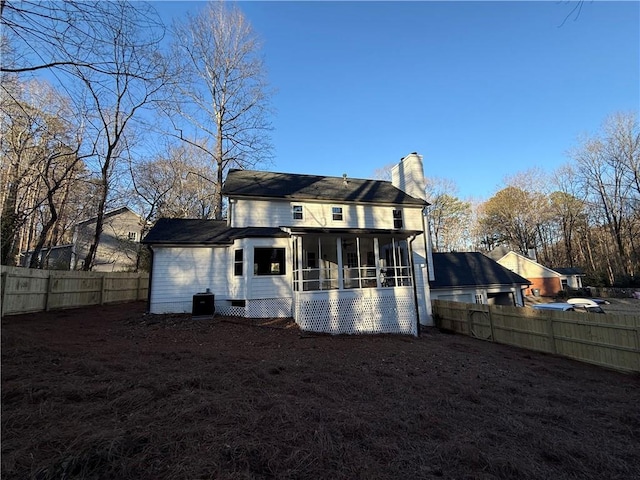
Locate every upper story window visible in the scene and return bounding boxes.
[393,209,403,229]
[332,206,343,221]
[234,249,243,276]
[127,232,137,241]
[292,205,303,220]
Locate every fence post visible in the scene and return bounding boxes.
[100,275,106,305]
[546,311,557,354]
[487,304,495,342]
[45,271,53,311]
[635,317,640,372]
[1,271,8,317]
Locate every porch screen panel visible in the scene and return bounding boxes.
[358,237,376,288]
[379,236,412,287]
[302,236,320,291]
[341,236,359,289]
[319,236,338,290]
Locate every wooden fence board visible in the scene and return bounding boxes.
[433,299,640,373]
[1,266,148,316]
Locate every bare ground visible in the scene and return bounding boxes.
[2,302,639,480]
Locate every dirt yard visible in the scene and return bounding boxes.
[2,302,639,480]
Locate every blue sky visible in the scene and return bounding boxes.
[155,1,639,200]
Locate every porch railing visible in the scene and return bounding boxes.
[293,266,412,291]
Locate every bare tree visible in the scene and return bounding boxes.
[425,177,471,252]
[0,78,83,266]
[1,1,163,77]
[569,112,639,282]
[169,1,273,220]
[59,3,168,271]
[2,2,169,270]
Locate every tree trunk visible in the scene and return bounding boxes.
[215,125,224,220]
[29,187,58,269]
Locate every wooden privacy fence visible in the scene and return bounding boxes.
[1,266,149,316]
[432,299,640,373]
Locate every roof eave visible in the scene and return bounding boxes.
[225,193,427,206]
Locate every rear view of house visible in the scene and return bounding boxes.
[143,153,434,335]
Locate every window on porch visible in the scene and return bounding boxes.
[342,236,377,289]
[293,234,412,292]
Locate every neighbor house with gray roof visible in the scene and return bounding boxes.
[429,252,530,306]
[143,153,434,335]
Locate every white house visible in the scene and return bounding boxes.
[142,153,434,336]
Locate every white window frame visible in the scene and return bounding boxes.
[393,209,403,229]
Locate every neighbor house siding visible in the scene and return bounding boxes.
[73,209,142,272]
[431,286,525,307]
[149,246,229,314]
[497,251,561,297]
[498,252,559,279]
[231,199,424,231]
[431,289,475,304]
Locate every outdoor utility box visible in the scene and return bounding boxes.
[192,291,215,317]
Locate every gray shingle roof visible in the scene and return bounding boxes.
[142,218,289,245]
[222,169,427,205]
[430,252,531,289]
[554,267,584,276]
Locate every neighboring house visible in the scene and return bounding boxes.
[554,267,585,290]
[21,206,144,271]
[429,252,530,306]
[71,206,144,272]
[142,153,434,336]
[488,249,562,296]
[22,244,73,270]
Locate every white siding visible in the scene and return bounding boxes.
[232,198,424,230]
[391,153,427,201]
[150,238,295,315]
[149,246,229,314]
[245,237,293,300]
[411,231,433,326]
[432,291,475,304]
[431,286,525,307]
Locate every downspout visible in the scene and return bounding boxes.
[408,233,420,337]
[228,198,235,227]
[422,206,434,282]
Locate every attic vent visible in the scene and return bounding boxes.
[342,173,348,186]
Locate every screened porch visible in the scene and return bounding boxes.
[290,231,419,292]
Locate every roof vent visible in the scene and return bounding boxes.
[342,173,348,186]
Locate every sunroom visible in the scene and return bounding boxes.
[286,228,422,336]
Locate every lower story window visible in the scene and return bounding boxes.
[254,248,286,275]
[234,249,243,276]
